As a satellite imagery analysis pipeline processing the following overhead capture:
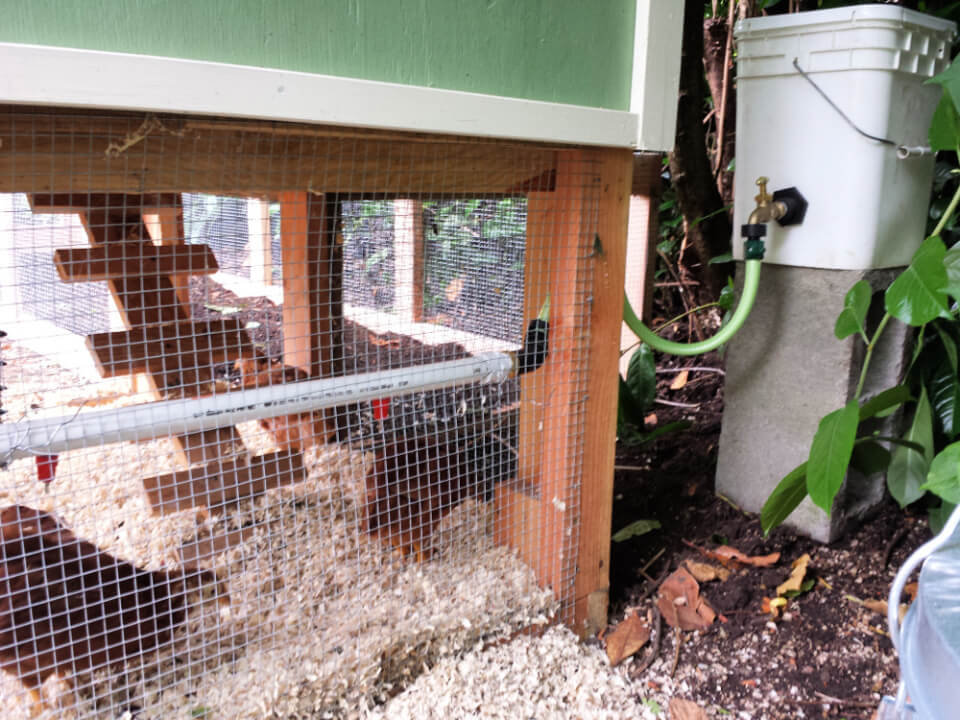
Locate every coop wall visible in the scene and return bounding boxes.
[0,106,629,718]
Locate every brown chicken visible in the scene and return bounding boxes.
[362,428,516,562]
[233,357,334,451]
[0,505,226,714]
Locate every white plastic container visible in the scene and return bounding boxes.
[887,504,960,719]
[733,6,955,269]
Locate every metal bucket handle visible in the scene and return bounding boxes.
[888,504,960,651]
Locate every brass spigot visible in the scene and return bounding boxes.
[747,177,789,225]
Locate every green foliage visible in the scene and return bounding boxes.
[626,345,657,411]
[761,462,808,535]
[834,280,871,341]
[922,441,960,503]
[887,388,933,508]
[885,236,951,326]
[612,519,661,542]
[806,400,860,513]
[930,501,958,534]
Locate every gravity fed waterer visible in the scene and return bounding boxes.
[633,5,958,717]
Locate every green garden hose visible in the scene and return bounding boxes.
[623,258,762,357]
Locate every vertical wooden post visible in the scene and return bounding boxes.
[574,148,632,635]
[278,191,343,440]
[495,149,630,636]
[619,152,662,377]
[246,198,274,287]
[393,199,424,322]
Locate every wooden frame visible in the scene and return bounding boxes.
[5,107,634,637]
[496,148,631,636]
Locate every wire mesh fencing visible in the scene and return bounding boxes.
[0,107,610,718]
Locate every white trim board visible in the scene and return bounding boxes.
[0,42,642,148]
[631,0,684,152]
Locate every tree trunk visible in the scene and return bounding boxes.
[669,0,732,298]
[703,16,735,206]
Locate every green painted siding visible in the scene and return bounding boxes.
[0,0,635,110]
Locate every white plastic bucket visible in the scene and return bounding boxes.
[733,6,955,269]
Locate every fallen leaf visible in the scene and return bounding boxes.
[445,276,465,302]
[700,544,780,568]
[776,553,811,596]
[684,559,731,583]
[863,599,888,615]
[905,582,918,600]
[670,370,689,390]
[656,567,717,630]
[669,698,708,720]
[762,596,787,617]
[604,611,651,666]
[612,519,661,543]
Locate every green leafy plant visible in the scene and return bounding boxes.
[617,342,691,445]
[762,56,960,535]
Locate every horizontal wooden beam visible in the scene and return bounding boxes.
[0,111,556,196]
[86,319,255,378]
[143,449,306,514]
[29,192,182,213]
[54,241,218,282]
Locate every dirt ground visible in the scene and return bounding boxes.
[607,347,928,719]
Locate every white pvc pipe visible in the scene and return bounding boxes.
[0,352,514,463]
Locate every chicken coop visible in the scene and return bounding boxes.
[0,2,682,717]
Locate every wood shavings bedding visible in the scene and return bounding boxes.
[0,342,557,719]
[364,625,656,720]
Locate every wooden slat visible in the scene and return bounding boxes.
[393,199,425,323]
[573,149,632,636]
[631,152,663,196]
[143,450,306,515]
[54,241,218,282]
[0,113,556,195]
[28,192,181,213]
[144,205,192,309]
[86,319,255,378]
[494,185,555,589]
[247,198,274,286]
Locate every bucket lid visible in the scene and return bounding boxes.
[735,4,956,39]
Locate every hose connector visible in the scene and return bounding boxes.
[741,222,767,260]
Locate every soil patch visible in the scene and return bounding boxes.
[608,347,928,719]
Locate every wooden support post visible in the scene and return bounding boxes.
[574,149,632,635]
[247,198,274,287]
[393,199,424,322]
[495,149,631,637]
[620,152,662,377]
[278,191,344,444]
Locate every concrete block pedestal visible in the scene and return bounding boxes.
[716,263,911,543]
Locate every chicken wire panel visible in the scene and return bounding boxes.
[0,106,603,718]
